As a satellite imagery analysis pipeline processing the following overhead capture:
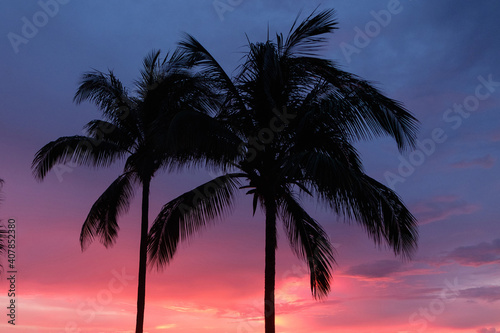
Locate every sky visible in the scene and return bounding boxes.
[0,0,499,332]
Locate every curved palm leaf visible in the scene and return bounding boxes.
[148,173,243,268]
[135,49,191,98]
[353,175,418,259]
[74,70,141,140]
[74,71,133,119]
[283,8,338,57]
[32,136,127,180]
[178,34,248,117]
[80,172,137,250]
[296,58,418,150]
[279,193,335,299]
[299,150,417,259]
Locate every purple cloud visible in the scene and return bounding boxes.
[344,260,405,279]
[412,195,480,225]
[451,154,495,169]
[441,239,500,266]
[459,286,500,302]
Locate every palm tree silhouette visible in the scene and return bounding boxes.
[32,50,237,333]
[148,9,419,333]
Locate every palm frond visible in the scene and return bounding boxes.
[303,154,418,259]
[352,176,418,259]
[74,70,135,122]
[80,172,136,250]
[283,139,363,193]
[279,193,335,299]
[178,34,246,113]
[300,61,419,151]
[32,136,126,181]
[179,34,232,87]
[84,119,136,149]
[148,173,243,268]
[342,80,419,151]
[284,9,338,57]
[141,49,162,84]
[135,49,189,98]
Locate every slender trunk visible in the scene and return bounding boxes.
[264,198,277,333]
[135,177,150,333]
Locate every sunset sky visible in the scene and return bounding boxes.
[1,1,500,332]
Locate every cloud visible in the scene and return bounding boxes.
[344,260,405,279]
[459,286,500,302]
[212,297,340,322]
[439,239,500,266]
[451,154,495,169]
[477,328,498,333]
[412,195,480,225]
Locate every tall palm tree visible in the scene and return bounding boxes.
[32,50,237,333]
[148,9,419,333]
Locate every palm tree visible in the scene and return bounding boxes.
[32,50,237,333]
[148,9,419,333]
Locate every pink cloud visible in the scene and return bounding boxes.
[477,328,499,333]
[451,154,495,169]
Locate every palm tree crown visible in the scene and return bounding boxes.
[148,9,419,333]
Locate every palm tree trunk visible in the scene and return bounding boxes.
[135,177,150,333]
[264,198,277,333]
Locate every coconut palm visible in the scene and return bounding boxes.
[32,50,238,333]
[148,9,419,333]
